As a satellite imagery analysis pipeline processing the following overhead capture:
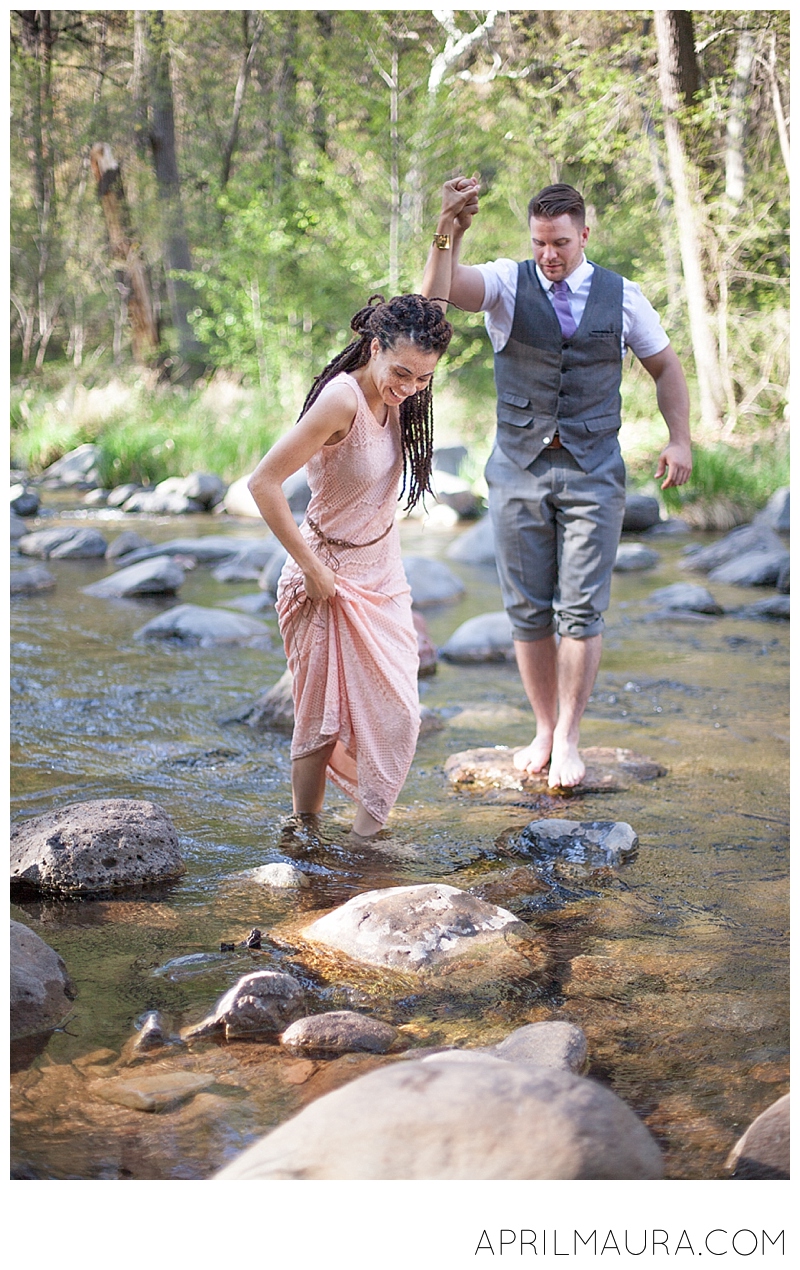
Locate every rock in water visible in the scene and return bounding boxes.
[488,1021,588,1074]
[646,582,722,614]
[281,1011,398,1056]
[18,526,107,559]
[440,611,515,663]
[708,549,789,588]
[246,668,294,731]
[514,819,639,869]
[402,555,465,608]
[83,555,185,598]
[302,883,531,975]
[133,603,271,647]
[249,862,309,888]
[10,920,77,1039]
[445,514,496,565]
[682,523,785,573]
[213,1055,663,1179]
[10,799,184,894]
[724,1093,789,1179]
[613,542,660,572]
[622,494,660,533]
[11,565,56,596]
[445,746,666,797]
[182,971,305,1040]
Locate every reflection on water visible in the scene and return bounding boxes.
[10,509,789,1179]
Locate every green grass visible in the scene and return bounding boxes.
[11,373,284,487]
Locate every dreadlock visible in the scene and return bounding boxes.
[299,293,453,510]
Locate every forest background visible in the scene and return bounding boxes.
[9,9,790,525]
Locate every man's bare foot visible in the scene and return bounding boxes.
[547,737,585,788]
[513,734,553,775]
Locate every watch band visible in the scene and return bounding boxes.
[432,233,451,250]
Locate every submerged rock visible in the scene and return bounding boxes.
[214,1054,663,1179]
[11,798,184,894]
[440,611,515,663]
[10,920,77,1040]
[488,1020,588,1074]
[302,883,532,976]
[83,555,185,598]
[182,970,305,1041]
[513,819,639,869]
[725,1093,789,1179]
[90,1070,215,1113]
[11,565,56,596]
[281,1011,398,1057]
[134,603,272,647]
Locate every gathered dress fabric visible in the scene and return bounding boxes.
[275,372,420,826]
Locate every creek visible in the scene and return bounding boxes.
[10,503,789,1180]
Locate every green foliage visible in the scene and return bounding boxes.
[659,440,789,521]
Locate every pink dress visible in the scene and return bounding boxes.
[275,372,419,825]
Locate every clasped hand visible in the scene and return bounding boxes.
[441,173,481,231]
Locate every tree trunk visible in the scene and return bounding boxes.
[273,14,298,193]
[19,10,58,371]
[725,21,755,208]
[140,9,205,375]
[655,9,724,433]
[90,142,160,362]
[221,11,264,191]
[765,33,790,178]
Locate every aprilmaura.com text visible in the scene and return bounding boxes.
[475,1230,785,1257]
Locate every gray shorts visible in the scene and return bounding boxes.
[485,441,626,641]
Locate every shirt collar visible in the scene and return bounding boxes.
[535,254,592,293]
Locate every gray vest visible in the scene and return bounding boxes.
[493,260,624,472]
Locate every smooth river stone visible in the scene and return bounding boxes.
[214,1055,663,1180]
[89,1070,215,1112]
[182,970,305,1041]
[281,1011,398,1056]
[724,1093,789,1179]
[444,745,666,797]
[83,555,185,598]
[11,920,77,1040]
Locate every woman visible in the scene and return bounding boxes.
[248,293,453,838]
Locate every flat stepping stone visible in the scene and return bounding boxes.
[445,745,666,798]
[18,526,107,559]
[89,1070,215,1113]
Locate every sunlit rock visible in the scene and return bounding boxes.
[646,582,722,614]
[18,526,107,559]
[182,970,305,1041]
[11,798,184,894]
[708,549,789,587]
[281,1011,398,1057]
[445,513,496,565]
[489,1020,588,1073]
[440,611,515,663]
[613,542,660,571]
[250,862,309,888]
[681,523,785,573]
[133,603,271,647]
[725,1093,789,1179]
[214,1054,663,1179]
[403,555,465,608]
[83,555,185,598]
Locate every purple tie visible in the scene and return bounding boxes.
[551,279,577,338]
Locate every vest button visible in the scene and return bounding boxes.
[542,436,551,445]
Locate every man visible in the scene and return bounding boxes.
[422,177,692,788]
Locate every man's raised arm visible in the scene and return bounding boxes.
[420,175,486,313]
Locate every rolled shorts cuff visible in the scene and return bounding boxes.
[554,614,606,640]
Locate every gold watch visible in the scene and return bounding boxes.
[432,233,451,250]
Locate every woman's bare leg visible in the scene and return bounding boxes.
[351,805,384,838]
[291,742,336,814]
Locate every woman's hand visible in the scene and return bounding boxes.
[303,558,337,601]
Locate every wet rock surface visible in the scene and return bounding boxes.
[215,1054,664,1179]
[182,970,306,1040]
[646,582,723,614]
[445,746,666,798]
[134,603,272,647]
[281,1011,398,1056]
[18,526,107,559]
[11,565,57,596]
[512,819,639,870]
[682,523,786,573]
[11,799,185,894]
[11,920,77,1039]
[249,862,309,888]
[440,610,514,662]
[403,555,465,607]
[613,542,660,571]
[83,555,186,598]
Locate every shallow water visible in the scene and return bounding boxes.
[10,505,789,1179]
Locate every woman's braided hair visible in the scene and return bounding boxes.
[298,293,453,509]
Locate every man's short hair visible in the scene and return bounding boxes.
[528,183,585,227]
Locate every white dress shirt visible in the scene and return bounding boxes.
[475,254,670,360]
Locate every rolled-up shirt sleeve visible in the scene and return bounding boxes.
[623,280,670,359]
[475,258,519,352]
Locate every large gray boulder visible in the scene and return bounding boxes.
[133,603,272,647]
[223,474,261,518]
[402,555,465,608]
[11,565,56,596]
[708,549,790,588]
[182,970,305,1041]
[10,798,185,894]
[440,611,515,663]
[613,542,660,572]
[38,443,101,488]
[212,537,281,582]
[246,668,294,732]
[622,493,660,533]
[303,883,529,975]
[83,555,185,598]
[122,488,204,515]
[154,472,226,510]
[725,1093,789,1179]
[445,515,496,565]
[105,531,154,561]
[682,523,785,574]
[259,546,289,595]
[17,526,107,559]
[281,1011,398,1056]
[10,920,77,1040]
[214,1054,663,1179]
[10,511,28,540]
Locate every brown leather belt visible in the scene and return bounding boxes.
[543,434,563,449]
